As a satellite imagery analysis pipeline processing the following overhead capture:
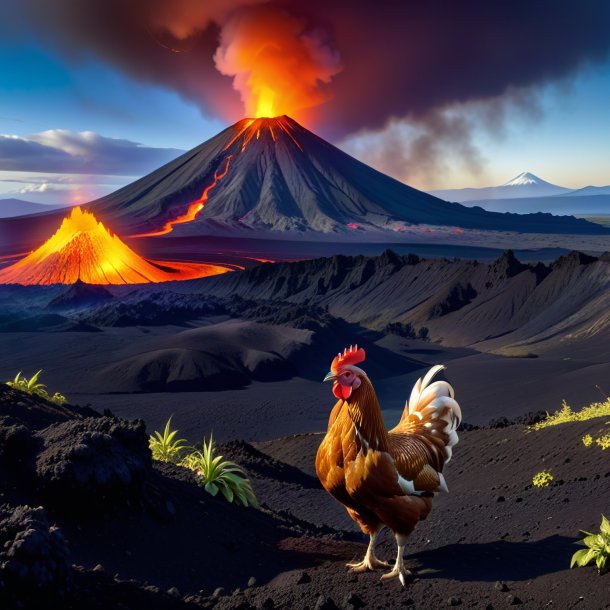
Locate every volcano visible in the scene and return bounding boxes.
[0,117,605,252]
[84,116,603,238]
[0,207,231,285]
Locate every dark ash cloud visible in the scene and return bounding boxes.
[6,1,610,184]
[14,0,610,136]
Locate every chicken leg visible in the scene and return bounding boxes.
[346,529,390,572]
[380,534,412,586]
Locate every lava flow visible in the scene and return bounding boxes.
[131,155,234,238]
[223,116,303,152]
[131,116,304,239]
[0,207,232,285]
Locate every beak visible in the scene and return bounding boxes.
[323,371,336,383]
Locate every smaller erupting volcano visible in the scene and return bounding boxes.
[0,207,231,285]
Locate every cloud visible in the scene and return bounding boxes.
[19,182,49,194]
[14,0,610,132]
[9,1,610,184]
[0,130,184,175]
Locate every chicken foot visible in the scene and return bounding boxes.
[346,529,390,572]
[380,534,412,586]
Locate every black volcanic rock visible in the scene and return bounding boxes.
[46,279,115,310]
[195,249,610,351]
[0,383,99,430]
[0,504,72,609]
[491,250,528,278]
[0,417,36,465]
[35,416,151,514]
[428,282,478,319]
[552,250,598,269]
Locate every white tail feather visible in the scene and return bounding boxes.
[406,365,462,463]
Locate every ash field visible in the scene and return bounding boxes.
[1,248,609,609]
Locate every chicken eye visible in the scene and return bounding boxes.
[344,371,352,378]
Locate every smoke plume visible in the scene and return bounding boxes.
[12,0,610,181]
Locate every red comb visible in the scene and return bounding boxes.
[331,344,366,373]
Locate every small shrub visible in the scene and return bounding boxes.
[570,515,610,574]
[532,470,553,488]
[6,370,66,405]
[180,434,258,507]
[530,398,610,431]
[149,417,188,464]
[596,433,610,450]
[582,434,593,447]
[417,327,430,341]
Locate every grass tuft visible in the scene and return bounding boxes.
[596,433,610,450]
[529,398,610,431]
[149,416,189,463]
[180,434,258,507]
[6,370,66,405]
[149,419,258,508]
[571,515,610,574]
[532,470,553,488]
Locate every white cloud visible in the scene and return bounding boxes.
[18,182,49,194]
[0,130,185,176]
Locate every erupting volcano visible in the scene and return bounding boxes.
[83,115,604,239]
[0,207,232,285]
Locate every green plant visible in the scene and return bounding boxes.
[6,370,66,405]
[570,515,610,574]
[180,434,258,507]
[532,470,553,488]
[149,417,189,463]
[530,398,610,431]
[582,434,593,447]
[596,433,610,450]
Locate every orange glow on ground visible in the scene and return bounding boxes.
[0,207,232,285]
[131,155,234,238]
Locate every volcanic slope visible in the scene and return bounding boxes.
[78,117,608,237]
[188,249,610,355]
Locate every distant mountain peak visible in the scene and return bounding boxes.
[503,172,548,187]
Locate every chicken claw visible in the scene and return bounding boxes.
[346,530,390,572]
[346,556,391,572]
[380,536,411,586]
[380,564,412,586]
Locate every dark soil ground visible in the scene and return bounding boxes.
[1,382,609,609]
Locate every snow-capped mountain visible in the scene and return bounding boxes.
[431,172,571,202]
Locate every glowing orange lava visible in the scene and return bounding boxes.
[132,155,234,238]
[223,116,303,152]
[0,207,232,285]
[213,7,342,121]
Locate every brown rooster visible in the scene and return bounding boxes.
[315,345,461,585]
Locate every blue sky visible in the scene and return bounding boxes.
[1,25,609,204]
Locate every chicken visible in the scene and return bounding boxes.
[315,345,461,585]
